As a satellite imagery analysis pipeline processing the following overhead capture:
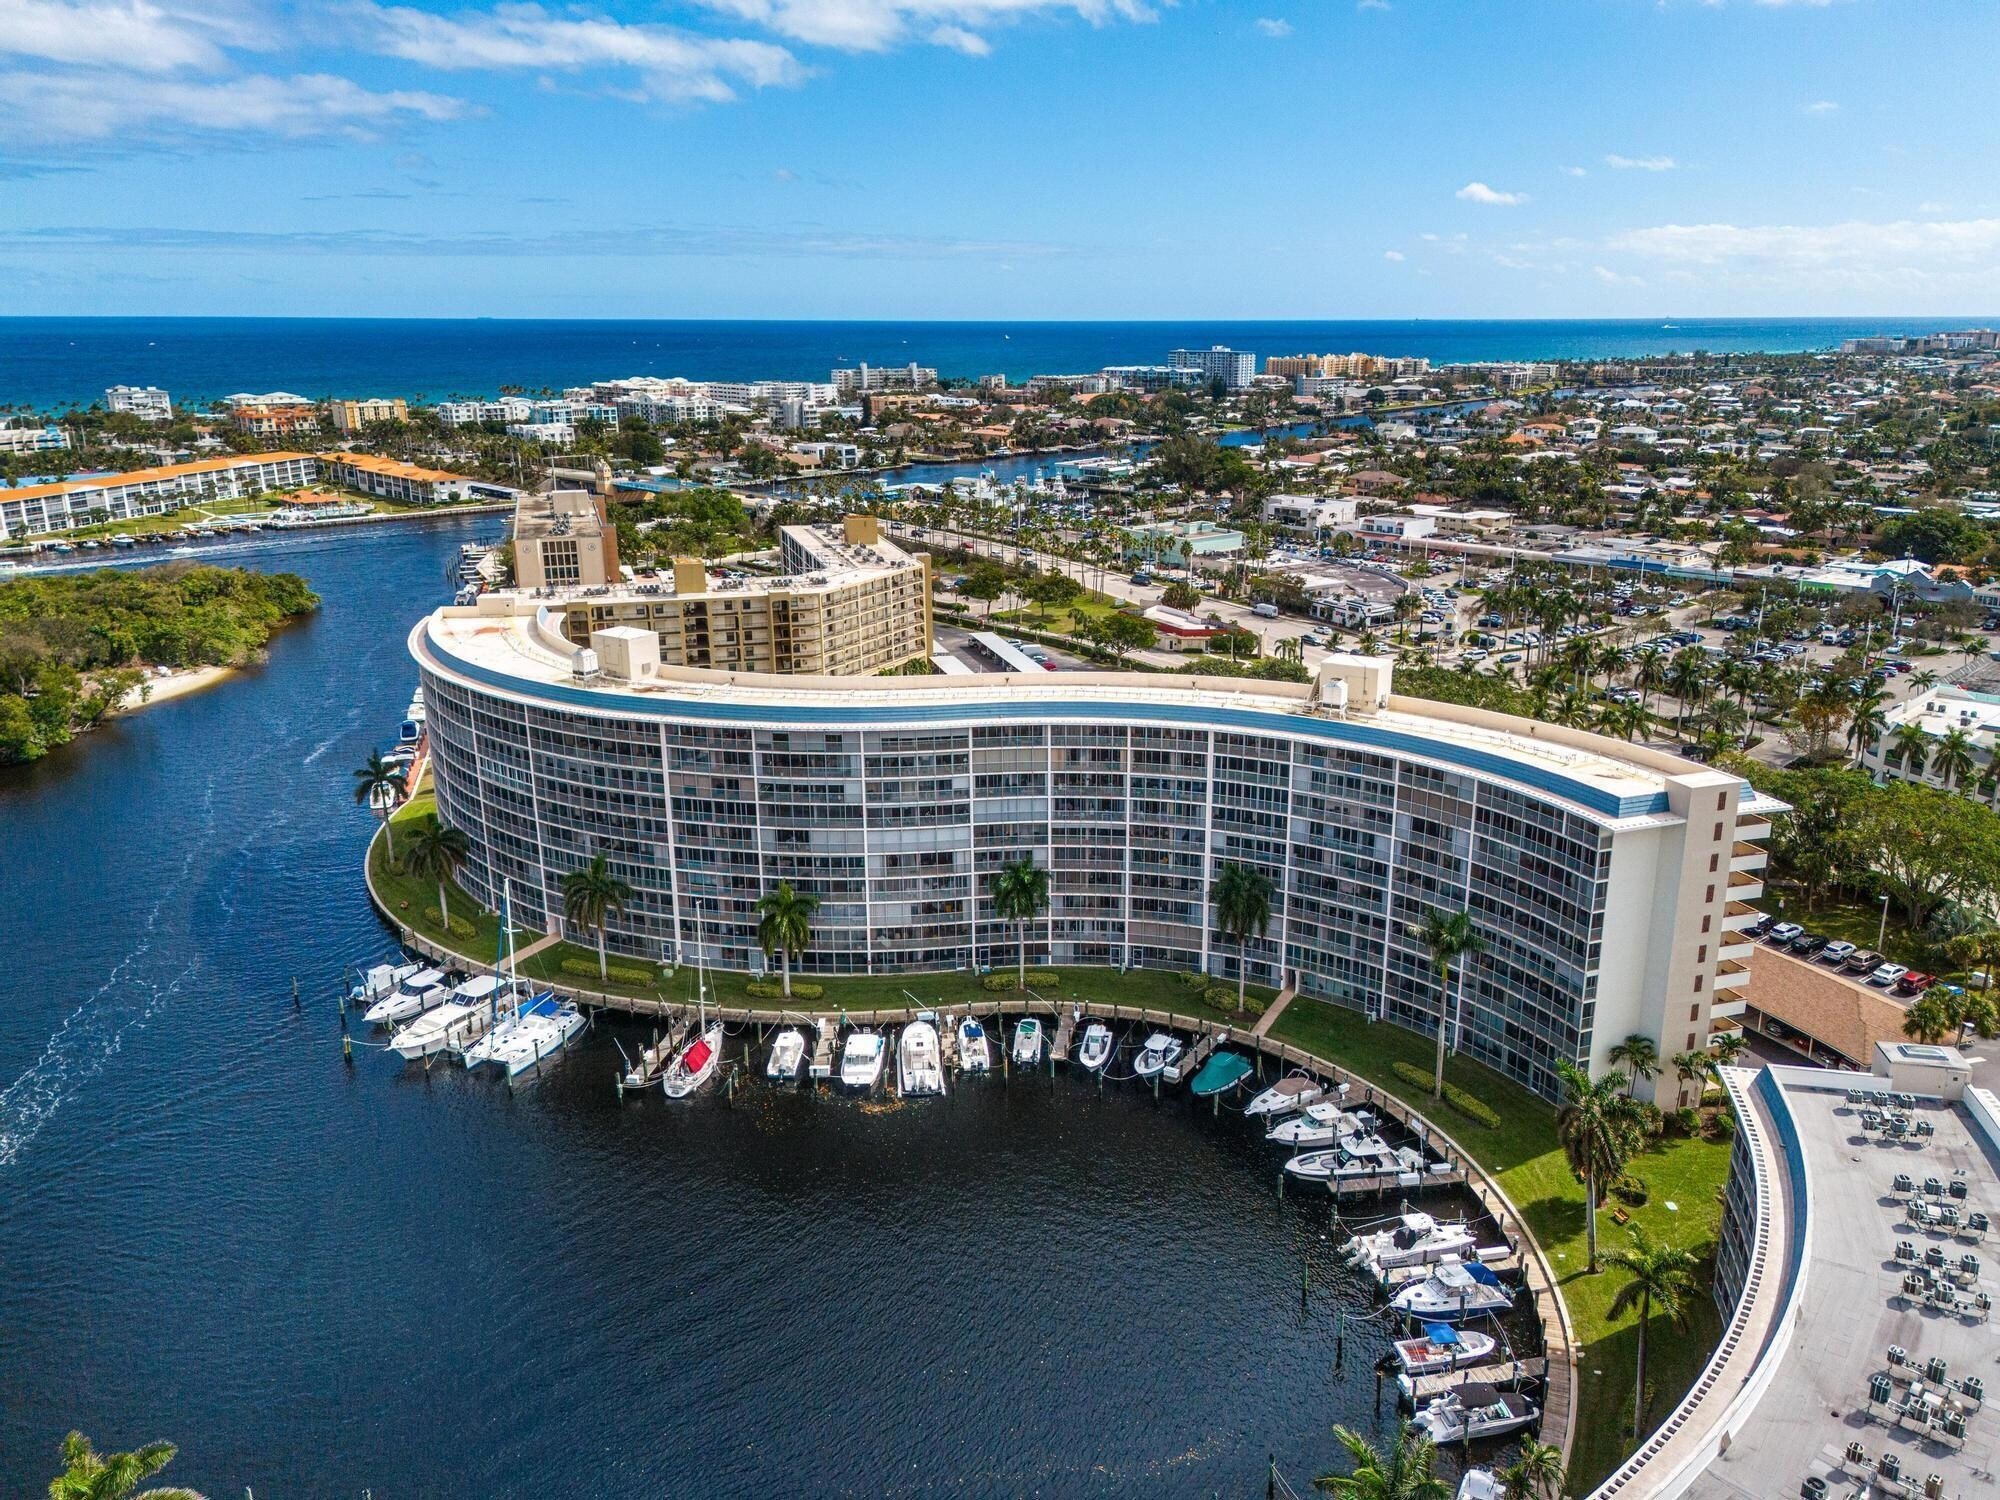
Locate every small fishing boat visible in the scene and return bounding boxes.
[1389,1258,1515,1322]
[1391,1324,1498,1377]
[1075,1021,1114,1072]
[349,960,420,1006]
[840,1029,887,1092]
[957,1016,990,1074]
[1266,1101,1376,1147]
[766,1027,806,1081]
[1190,1050,1252,1098]
[1455,1470,1503,1500]
[1244,1073,1328,1118]
[1412,1386,1540,1444]
[363,967,450,1026]
[1343,1212,1478,1275]
[1282,1133,1410,1182]
[898,1019,946,1097]
[1132,1032,1183,1081]
[1012,1017,1043,1066]
[661,1022,723,1099]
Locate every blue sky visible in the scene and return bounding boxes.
[1,0,1996,318]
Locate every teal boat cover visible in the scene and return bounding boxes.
[1190,1050,1253,1096]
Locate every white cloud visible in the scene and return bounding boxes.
[1561,165,1587,177]
[356,4,804,102]
[1357,0,1389,9]
[693,0,1159,55]
[1457,181,1527,205]
[1803,99,1838,114]
[1604,153,1675,171]
[927,22,989,51]
[1592,264,1644,287]
[1254,16,1290,36]
[0,68,466,143]
[1382,249,1403,261]
[0,0,255,73]
[1604,215,2000,294]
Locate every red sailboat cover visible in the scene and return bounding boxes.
[680,1039,712,1074]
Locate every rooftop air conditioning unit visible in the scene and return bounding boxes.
[571,648,600,680]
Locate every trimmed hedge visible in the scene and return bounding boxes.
[1389,1059,1503,1129]
[981,968,1058,991]
[745,980,825,1001]
[559,956,656,986]
[424,905,477,941]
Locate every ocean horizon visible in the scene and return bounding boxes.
[1,315,1991,411]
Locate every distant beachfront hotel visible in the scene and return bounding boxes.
[413,506,1778,1103]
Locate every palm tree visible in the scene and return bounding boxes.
[1628,644,1668,715]
[1607,1033,1660,1098]
[1665,649,1709,737]
[1412,907,1488,1099]
[1312,1422,1450,1499]
[561,852,635,982]
[1669,1048,1713,1105]
[1555,1058,1640,1273]
[1604,1224,1702,1437]
[402,814,471,930]
[1212,860,1276,1014]
[1888,723,1933,778]
[1903,991,1954,1044]
[988,855,1050,991]
[1847,687,1890,764]
[1497,1439,1567,1500]
[47,1431,204,1500]
[352,750,408,860]
[1932,727,1977,790]
[755,880,820,997]
[1709,1031,1750,1069]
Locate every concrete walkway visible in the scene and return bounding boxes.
[1251,982,1297,1037]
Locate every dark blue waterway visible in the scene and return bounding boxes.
[0,518,1470,1496]
[1,315,1989,410]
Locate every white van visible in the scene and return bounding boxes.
[1252,602,1280,620]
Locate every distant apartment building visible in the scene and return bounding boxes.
[831,363,936,396]
[0,423,71,456]
[512,488,622,590]
[106,385,173,422]
[1444,362,1557,391]
[227,392,319,437]
[1168,345,1256,391]
[329,397,409,433]
[1101,364,1208,392]
[506,421,576,446]
[319,453,506,506]
[1266,353,1432,381]
[790,441,862,469]
[1023,373,1112,397]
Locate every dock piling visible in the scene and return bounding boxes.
[291,976,300,1011]
[341,1034,352,1065]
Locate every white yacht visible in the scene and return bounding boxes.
[1281,1133,1409,1182]
[898,1019,947,1097]
[956,1016,990,1074]
[1244,1073,1330,1118]
[1265,1101,1376,1147]
[350,960,420,1007]
[1412,1386,1540,1444]
[840,1029,887,1092]
[766,1027,806,1081]
[1131,1032,1183,1081]
[1343,1213,1478,1275]
[661,1022,723,1099]
[1075,1022,1114,1072]
[1389,1258,1516,1322]
[388,974,503,1060]
[363,968,450,1026]
[1012,1017,1043,1067]
[1455,1469,1503,1500]
[482,995,586,1078]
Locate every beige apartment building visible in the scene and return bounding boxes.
[553,516,932,676]
[512,489,622,589]
[330,397,409,433]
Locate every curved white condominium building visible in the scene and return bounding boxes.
[412,584,1777,1102]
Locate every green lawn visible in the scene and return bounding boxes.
[1267,999,1730,1492]
[1763,887,1936,972]
[699,964,1274,1021]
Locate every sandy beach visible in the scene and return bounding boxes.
[121,665,235,712]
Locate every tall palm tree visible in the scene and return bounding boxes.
[1665,649,1709,737]
[1628,644,1668,715]
[1605,1224,1702,1437]
[47,1431,204,1500]
[1212,860,1276,1014]
[755,880,820,997]
[988,855,1050,991]
[1607,1033,1660,1098]
[1932,727,1977,791]
[1555,1057,1640,1273]
[352,750,408,860]
[1709,1031,1750,1069]
[1847,689,1890,764]
[561,852,635,982]
[1669,1048,1713,1106]
[1312,1422,1450,1499]
[402,814,471,931]
[1413,907,1488,1099]
[1497,1439,1568,1500]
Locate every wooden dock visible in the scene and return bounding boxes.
[1051,1008,1076,1065]
[808,1017,836,1080]
[623,1012,690,1088]
[1166,1029,1219,1084]
[1404,1358,1545,1406]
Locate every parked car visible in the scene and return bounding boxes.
[1747,913,1777,938]
[1819,941,1857,966]
[1792,933,1831,958]
[1869,963,1909,988]
[1843,950,1885,975]
[1767,922,1804,945]
[1894,971,1936,997]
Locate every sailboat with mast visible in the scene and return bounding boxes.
[461,882,583,1077]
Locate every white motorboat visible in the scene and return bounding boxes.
[1391,1326,1499,1377]
[388,976,502,1060]
[1076,1022,1114,1072]
[1012,1017,1043,1066]
[766,1026,806,1081]
[1282,1133,1412,1182]
[1412,1386,1540,1444]
[482,995,586,1078]
[840,1029,887,1091]
[957,1016,990,1074]
[1244,1073,1331,1118]
[363,967,450,1026]
[898,1019,947,1097]
[350,960,420,1006]
[1265,1101,1377,1147]
[661,1022,723,1099]
[1389,1258,1516,1322]
[1132,1032,1184,1081]
[1455,1469,1504,1500]
[1343,1212,1478,1275]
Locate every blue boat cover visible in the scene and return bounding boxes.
[1467,1262,1501,1286]
[1422,1322,1461,1345]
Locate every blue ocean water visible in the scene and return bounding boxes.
[0,316,1990,411]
